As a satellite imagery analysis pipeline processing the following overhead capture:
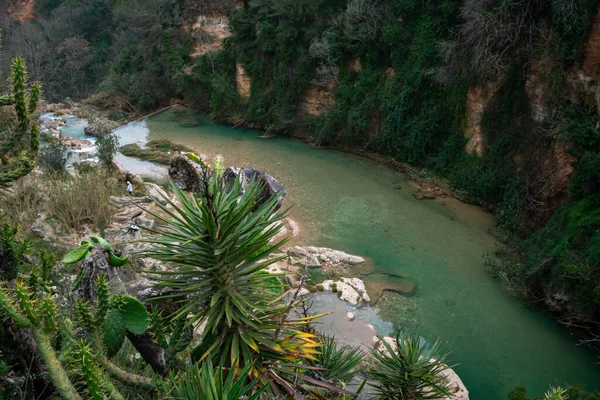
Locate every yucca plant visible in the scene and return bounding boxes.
[309,336,364,385]
[370,332,453,400]
[141,158,344,398]
[544,386,568,400]
[164,359,266,399]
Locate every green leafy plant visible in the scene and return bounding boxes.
[141,160,343,397]
[164,359,266,400]
[309,336,363,385]
[0,272,155,400]
[96,133,120,170]
[370,332,453,400]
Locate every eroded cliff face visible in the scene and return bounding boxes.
[464,78,503,157]
[190,14,232,58]
[298,85,336,117]
[186,1,598,216]
[4,0,36,23]
[236,63,251,100]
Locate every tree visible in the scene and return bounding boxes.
[96,133,119,169]
[56,37,94,99]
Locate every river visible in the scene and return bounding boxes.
[60,107,600,399]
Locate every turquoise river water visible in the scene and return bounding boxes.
[142,109,600,399]
[60,108,600,399]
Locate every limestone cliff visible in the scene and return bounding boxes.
[464,78,503,157]
[236,62,251,100]
[298,85,336,117]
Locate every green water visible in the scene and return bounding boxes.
[146,109,600,399]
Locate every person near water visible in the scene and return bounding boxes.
[126,181,133,197]
[126,220,140,235]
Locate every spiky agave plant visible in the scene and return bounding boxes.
[141,160,345,398]
[370,332,453,400]
[164,359,266,400]
[308,336,364,385]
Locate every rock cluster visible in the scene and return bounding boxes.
[321,277,371,306]
[168,155,206,192]
[222,167,287,210]
[143,182,169,206]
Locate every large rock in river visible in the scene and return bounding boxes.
[168,156,287,209]
[84,118,119,137]
[222,167,287,210]
[168,155,205,192]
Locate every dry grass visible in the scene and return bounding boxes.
[1,174,47,227]
[47,169,121,232]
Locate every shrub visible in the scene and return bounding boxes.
[307,267,324,284]
[308,336,363,384]
[47,168,119,232]
[96,134,119,169]
[38,135,69,173]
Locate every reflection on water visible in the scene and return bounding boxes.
[139,107,600,399]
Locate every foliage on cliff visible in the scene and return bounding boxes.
[181,0,600,341]
[0,0,190,110]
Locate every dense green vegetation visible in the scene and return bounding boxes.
[180,0,600,347]
[1,0,189,110]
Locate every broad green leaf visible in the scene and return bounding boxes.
[62,244,93,264]
[103,309,125,357]
[119,296,149,335]
[90,235,113,251]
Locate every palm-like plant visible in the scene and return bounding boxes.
[164,359,266,400]
[370,332,453,400]
[142,160,337,397]
[309,336,364,384]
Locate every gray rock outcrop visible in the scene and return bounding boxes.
[144,182,169,206]
[84,118,118,137]
[168,156,287,210]
[168,155,205,192]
